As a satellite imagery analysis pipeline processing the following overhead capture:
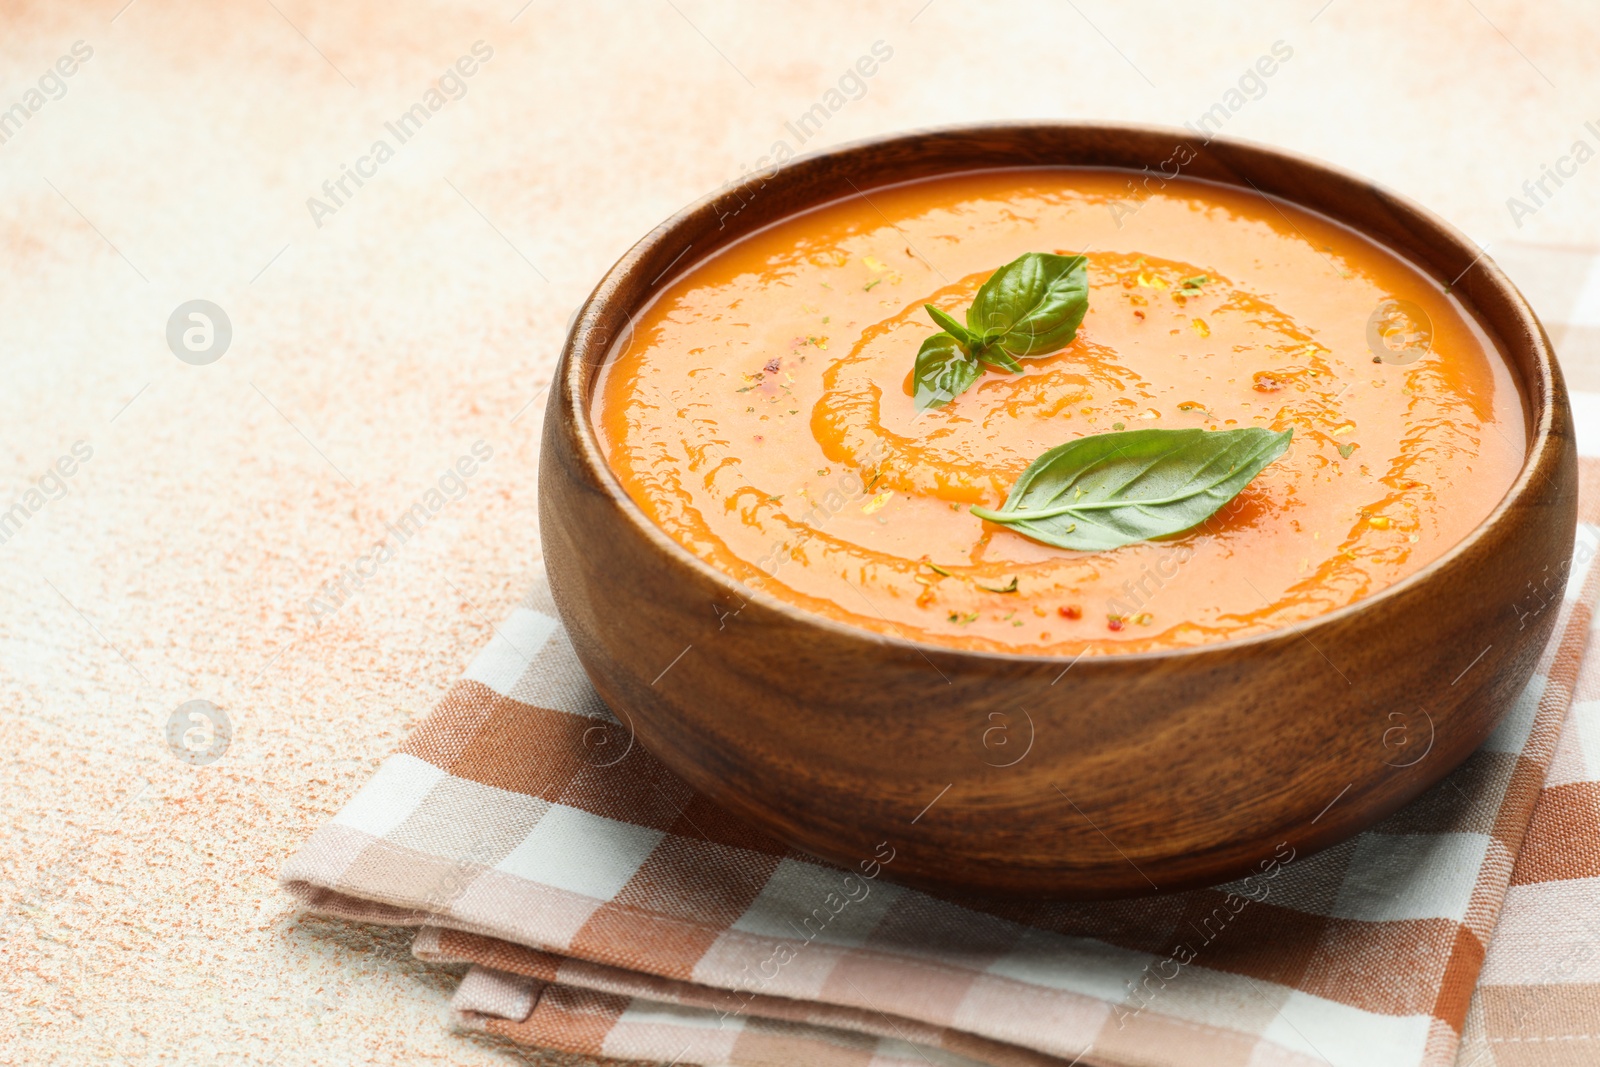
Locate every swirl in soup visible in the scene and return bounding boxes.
[592,169,1525,654]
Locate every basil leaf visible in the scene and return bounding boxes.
[968,252,1089,357]
[914,252,1090,407]
[970,427,1293,551]
[923,304,972,346]
[976,347,1022,374]
[913,333,982,411]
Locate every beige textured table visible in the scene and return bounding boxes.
[4,3,1599,1064]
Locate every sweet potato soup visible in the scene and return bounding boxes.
[592,169,1525,654]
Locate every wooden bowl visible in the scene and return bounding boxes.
[539,123,1576,898]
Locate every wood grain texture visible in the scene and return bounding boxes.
[539,123,1578,899]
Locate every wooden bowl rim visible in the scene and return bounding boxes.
[554,120,1563,668]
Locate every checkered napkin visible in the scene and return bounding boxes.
[281,497,1600,1067]
[1455,573,1600,1066]
[1455,500,1600,1065]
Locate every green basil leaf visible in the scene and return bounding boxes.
[911,252,1090,408]
[970,427,1293,551]
[976,346,1022,374]
[923,304,973,346]
[968,252,1089,357]
[913,333,982,411]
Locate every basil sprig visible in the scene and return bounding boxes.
[971,427,1293,551]
[914,252,1089,410]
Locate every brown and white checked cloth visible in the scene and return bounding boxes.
[1457,560,1600,1067]
[282,246,1600,1067]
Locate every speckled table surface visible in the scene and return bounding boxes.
[3,3,1597,1064]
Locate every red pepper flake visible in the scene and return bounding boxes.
[1107,615,1125,631]
[763,357,781,374]
[1058,604,1081,619]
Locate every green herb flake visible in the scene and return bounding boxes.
[975,576,1020,594]
[864,278,882,292]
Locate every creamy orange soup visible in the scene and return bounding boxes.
[593,169,1525,654]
